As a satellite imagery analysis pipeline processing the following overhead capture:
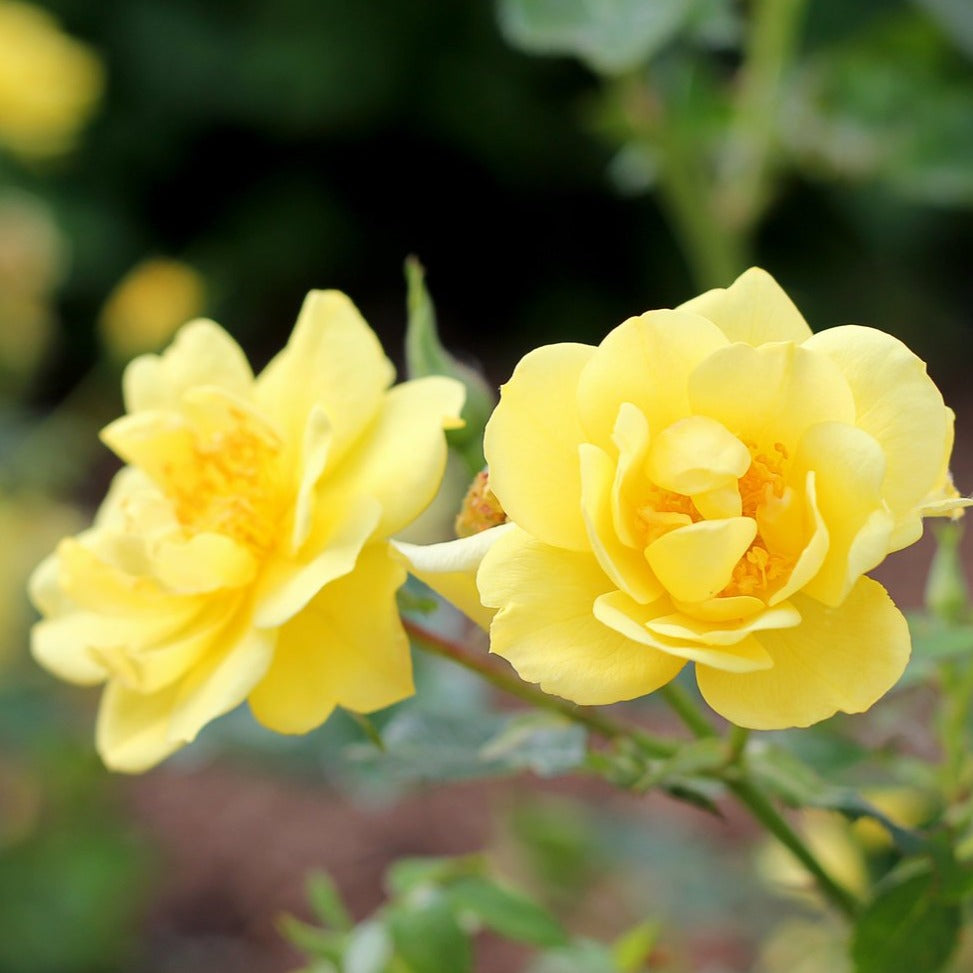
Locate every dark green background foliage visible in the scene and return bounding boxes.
[9,0,973,398]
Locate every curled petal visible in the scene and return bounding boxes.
[249,544,411,733]
[593,590,773,673]
[392,523,515,629]
[804,325,954,545]
[485,343,596,551]
[256,290,394,466]
[580,443,663,604]
[122,320,254,414]
[577,310,727,448]
[645,517,757,603]
[677,267,813,346]
[479,528,684,704]
[689,342,855,450]
[793,423,893,606]
[320,376,465,539]
[696,578,910,728]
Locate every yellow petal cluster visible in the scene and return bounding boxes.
[474,269,969,728]
[30,292,464,771]
[0,2,104,159]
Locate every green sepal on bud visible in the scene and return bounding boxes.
[404,257,497,475]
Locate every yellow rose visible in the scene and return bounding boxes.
[473,269,969,728]
[0,2,103,159]
[30,292,464,771]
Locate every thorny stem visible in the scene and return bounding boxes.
[408,620,861,921]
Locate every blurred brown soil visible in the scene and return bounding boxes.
[124,394,973,973]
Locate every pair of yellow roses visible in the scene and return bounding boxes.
[31,270,968,771]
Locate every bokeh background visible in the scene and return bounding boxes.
[1,1,972,971]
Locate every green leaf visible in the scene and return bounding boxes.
[276,915,344,961]
[348,712,386,752]
[497,0,691,75]
[611,919,660,972]
[387,855,483,897]
[851,867,960,973]
[404,257,496,474]
[351,710,588,783]
[306,871,352,931]
[902,612,973,687]
[783,14,973,207]
[345,919,393,973]
[914,0,973,60]
[637,737,726,788]
[388,895,473,973]
[478,712,589,777]
[447,875,568,947]
[749,746,925,855]
[527,939,620,973]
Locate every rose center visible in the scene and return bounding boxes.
[163,406,284,555]
[637,433,795,600]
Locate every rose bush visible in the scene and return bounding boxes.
[30,292,464,770]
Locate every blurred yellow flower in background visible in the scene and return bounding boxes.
[98,258,207,361]
[0,1,104,159]
[758,787,931,904]
[30,292,464,771]
[475,268,969,728]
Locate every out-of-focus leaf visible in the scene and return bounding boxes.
[277,915,344,961]
[477,712,588,776]
[783,14,973,206]
[345,919,393,973]
[901,613,973,687]
[351,709,588,782]
[388,895,472,973]
[924,523,969,622]
[749,745,925,855]
[447,875,568,946]
[758,918,851,973]
[497,0,691,75]
[387,855,482,897]
[914,0,973,59]
[526,939,620,973]
[306,871,353,931]
[851,866,960,973]
[612,919,660,972]
[404,257,496,474]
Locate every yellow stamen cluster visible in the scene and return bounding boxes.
[455,470,508,537]
[723,442,792,598]
[164,410,284,554]
[636,487,701,546]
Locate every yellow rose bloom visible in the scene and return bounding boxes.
[475,268,969,728]
[0,1,104,159]
[30,292,464,771]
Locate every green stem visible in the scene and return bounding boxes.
[660,676,860,919]
[412,620,861,921]
[660,682,717,738]
[728,774,860,919]
[655,129,748,289]
[611,75,745,291]
[404,619,677,758]
[717,0,808,232]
